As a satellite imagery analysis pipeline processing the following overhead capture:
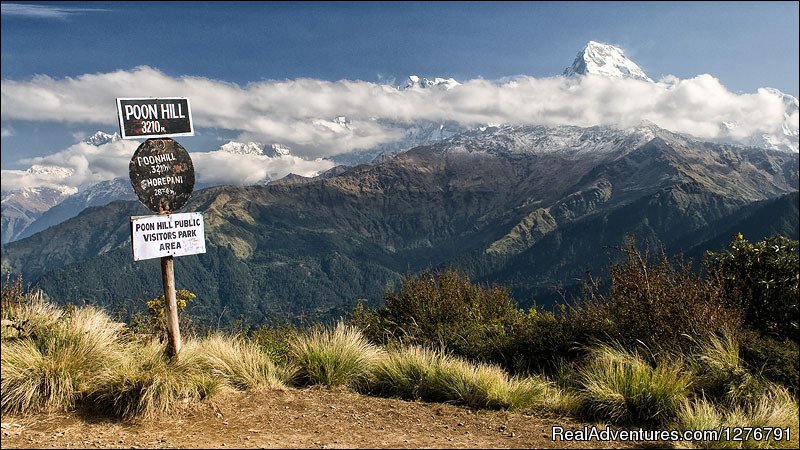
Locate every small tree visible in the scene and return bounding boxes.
[706,234,799,342]
[130,289,196,339]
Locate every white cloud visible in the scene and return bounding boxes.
[1,66,793,159]
[0,3,107,19]
[0,138,334,193]
[1,140,137,192]
[192,152,334,186]
[1,126,13,137]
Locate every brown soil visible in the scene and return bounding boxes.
[1,387,639,449]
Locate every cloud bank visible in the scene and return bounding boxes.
[2,67,797,193]
[0,139,334,193]
[2,66,795,159]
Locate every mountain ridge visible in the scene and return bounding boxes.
[3,123,796,325]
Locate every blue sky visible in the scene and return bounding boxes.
[3,2,798,90]
[1,1,798,189]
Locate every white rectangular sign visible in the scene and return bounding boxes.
[131,212,206,261]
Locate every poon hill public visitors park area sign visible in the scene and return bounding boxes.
[117,97,205,359]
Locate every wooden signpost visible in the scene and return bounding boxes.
[119,98,202,360]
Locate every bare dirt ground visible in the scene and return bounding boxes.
[1,387,641,449]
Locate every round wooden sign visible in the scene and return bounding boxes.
[129,138,195,213]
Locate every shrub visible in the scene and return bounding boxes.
[197,334,291,390]
[737,329,799,397]
[577,343,693,425]
[1,303,125,414]
[576,242,741,353]
[290,322,382,389]
[706,235,799,342]
[90,340,221,420]
[504,308,586,374]
[353,269,525,367]
[128,289,197,340]
[249,324,302,367]
[1,273,26,318]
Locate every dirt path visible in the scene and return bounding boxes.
[2,387,638,449]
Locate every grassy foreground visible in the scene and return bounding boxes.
[2,296,797,449]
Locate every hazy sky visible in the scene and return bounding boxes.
[1,1,797,188]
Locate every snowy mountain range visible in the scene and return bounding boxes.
[434,121,667,158]
[717,88,799,153]
[217,141,291,157]
[402,75,462,90]
[83,131,121,146]
[1,139,300,243]
[1,185,76,244]
[2,40,797,245]
[13,178,137,242]
[562,41,797,153]
[327,119,471,166]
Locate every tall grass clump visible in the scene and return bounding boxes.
[578,343,693,425]
[369,345,548,411]
[1,303,125,414]
[290,322,382,389]
[675,398,732,449]
[90,340,221,420]
[732,384,799,449]
[197,334,292,390]
[691,333,766,406]
[540,384,584,416]
[428,357,515,408]
[1,277,61,341]
[1,297,62,340]
[506,375,551,411]
[369,345,439,399]
[676,384,799,449]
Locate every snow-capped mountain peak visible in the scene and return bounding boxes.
[25,165,74,178]
[269,143,291,157]
[217,141,290,157]
[563,41,653,83]
[84,131,121,146]
[403,75,462,90]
